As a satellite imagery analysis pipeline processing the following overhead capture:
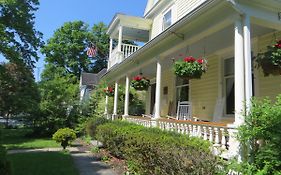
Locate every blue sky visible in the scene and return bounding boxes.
[0,0,147,81]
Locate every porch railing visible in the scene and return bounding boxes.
[124,116,237,159]
[108,44,140,69]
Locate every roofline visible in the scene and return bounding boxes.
[101,0,221,81]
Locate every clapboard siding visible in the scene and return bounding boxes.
[256,32,281,100]
[190,55,219,121]
[176,0,205,20]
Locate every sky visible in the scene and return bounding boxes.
[0,0,147,81]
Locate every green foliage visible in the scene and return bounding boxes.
[173,56,207,79]
[256,39,281,76]
[52,128,76,149]
[85,117,109,138]
[131,75,150,91]
[0,145,11,175]
[235,95,281,174]
[96,121,224,175]
[0,62,40,127]
[37,71,80,136]
[0,0,43,68]
[7,152,79,175]
[83,82,145,117]
[90,146,100,153]
[101,155,110,162]
[41,21,109,80]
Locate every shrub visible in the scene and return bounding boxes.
[96,121,224,175]
[85,117,109,138]
[52,128,76,149]
[0,145,11,175]
[235,95,281,174]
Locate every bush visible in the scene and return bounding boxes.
[85,117,109,138]
[52,128,76,149]
[96,121,224,175]
[235,95,281,174]
[0,145,11,175]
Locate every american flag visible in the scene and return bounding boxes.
[87,44,98,57]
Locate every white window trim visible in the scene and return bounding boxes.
[161,3,176,31]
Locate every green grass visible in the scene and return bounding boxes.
[8,152,79,175]
[0,129,59,150]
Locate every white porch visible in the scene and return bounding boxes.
[102,0,281,158]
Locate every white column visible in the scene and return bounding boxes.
[234,19,245,126]
[113,81,119,117]
[243,15,252,114]
[104,95,108,118]
[154,60,162,119]
[117,26,123,52]
[109,38,113,59]
[124,75,130,117]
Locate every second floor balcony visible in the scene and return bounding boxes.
[107,14,152,69]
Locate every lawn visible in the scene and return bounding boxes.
[0,128,59,150]
[8,152,79,175]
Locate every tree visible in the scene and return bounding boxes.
[41,21,110,80]
[38,69,80,135]
[0,0,43,68]
[0,62,40,127]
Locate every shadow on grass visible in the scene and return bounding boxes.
[8,151,79,175]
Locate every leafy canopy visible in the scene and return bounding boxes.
[0,0,43,68]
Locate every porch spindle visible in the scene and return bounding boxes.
[220,128,227,149]
[209,127,213,143]
[203,126,208,140]
[124,75,130,117]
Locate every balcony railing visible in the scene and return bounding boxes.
[108,44,140,69]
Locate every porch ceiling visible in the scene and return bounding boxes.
[102,0,280,83]
[107,13,152,42]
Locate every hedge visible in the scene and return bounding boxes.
[96,121,225,175]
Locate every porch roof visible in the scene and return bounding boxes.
[101,0,281,83]
[107,13,152,42]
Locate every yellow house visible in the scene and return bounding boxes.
[101,0,281,158]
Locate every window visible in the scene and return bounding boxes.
[224,58,234,115]
[176,77,189,103]
[163,10,172,31]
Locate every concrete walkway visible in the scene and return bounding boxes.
[7,142,118,175]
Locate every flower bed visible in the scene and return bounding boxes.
[256,39,281,76]
[173,56,207,79]
[131,75,150,91]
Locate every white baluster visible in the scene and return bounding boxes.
[209,127,213,143]
[214,127,220,146]
[203,126,208,140]
[184,124,188,135]
[220,128,227,149]
[193,125,197,137]
[180,124,185,134]
[189,124,193,136]
[176,123,180,133]
[197,125,202,138]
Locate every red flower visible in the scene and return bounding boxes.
[133,75,142,81]
[108,87,113,92]
[197,59,204,64]
[275,43,281,49]
[184,56,196,62]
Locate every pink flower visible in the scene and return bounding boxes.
[275,43,281,49]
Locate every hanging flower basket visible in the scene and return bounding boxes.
[256,39,281,76]
[103,87,114,97]
[131,75,150,91]
[173,56,207,79]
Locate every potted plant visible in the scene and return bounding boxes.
[173,56,207,79]
[131,75,150,91]
[103,86,114,97]
[256,39,281,76]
